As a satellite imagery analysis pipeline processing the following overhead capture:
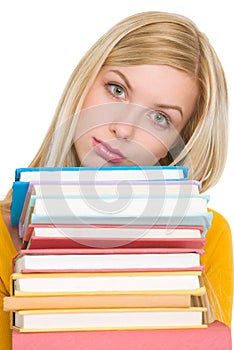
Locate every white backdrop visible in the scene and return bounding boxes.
[0,0,233,337]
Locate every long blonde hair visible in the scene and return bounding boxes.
[2,11,228,207]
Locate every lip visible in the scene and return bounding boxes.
[92,137,126,163]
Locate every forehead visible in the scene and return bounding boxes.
[101,64,198,89]
[100,65,199,109]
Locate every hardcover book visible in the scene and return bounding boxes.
[12,321,232,350]
[13,247,204,273]
[12,306,207,332]
[18,194,210,238]
[4,292,199,311]
[11,165,188,226]
[11,271,203,295]
[8,164,218,349]
[23,224,206,250]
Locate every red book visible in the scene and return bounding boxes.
[12,321,231,350]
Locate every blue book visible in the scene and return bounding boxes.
[14,166,188,182]
[10,166,188,226]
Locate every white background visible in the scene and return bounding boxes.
[0,0,233,338]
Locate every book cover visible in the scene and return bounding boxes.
[23,193,210,217]
[11,165,189,225]
[15,178,201,226]
[25,235,207,250]
[23,223,205,244]
[26,213,213,237]
[5,292,199,311]
[19,194,210,238]
[12,321,232,350]
[13,247,204,273]
[11,271,203,295]
[12,306,207,332]
[14,166,189,182]
[27,179,201,196]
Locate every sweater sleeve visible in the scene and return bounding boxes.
[0,210,17,350]
[200,209,233,328]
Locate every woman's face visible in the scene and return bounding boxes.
[74,65,199,167]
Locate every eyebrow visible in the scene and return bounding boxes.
[154,104,183,118]
[109,69,133,92]
[108,69,183,118]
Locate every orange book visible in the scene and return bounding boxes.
[4,291,205,311]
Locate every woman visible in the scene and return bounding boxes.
[0,11,233,348]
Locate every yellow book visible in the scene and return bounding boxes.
[11,271,203,296]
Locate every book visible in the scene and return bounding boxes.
[11,321,232,350]
[20,213,213,239]
[11,165,188,226]
[13,248,204,273]
[11,271,202,295]
[18,179,201,231]
[24,194,209,217]
[23,224,206,250]
[25,180,201,196]
[12,307,207,332]
[8,164,216,345]
[5,291,202,311]
[15,166,189,182]
[19,180,201,228]
[19,194,210,238]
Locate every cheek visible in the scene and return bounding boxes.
[82,85,107,110]
[138,128,180,160]
[82,93,97,110]
[144,139,168,159]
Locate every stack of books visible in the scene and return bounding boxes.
[4,166,231,349]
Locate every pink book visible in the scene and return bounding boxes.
[12,321,232,350]
[25,236,206,250]
[23,224,206,250]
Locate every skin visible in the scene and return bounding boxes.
[74,65,199,167]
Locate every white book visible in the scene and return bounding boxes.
[28,180,201,197]
[32,195,209,217]
[14,307,206,331]
[14,251,201,273]
[28,226,203,239]
[13,271,201,294]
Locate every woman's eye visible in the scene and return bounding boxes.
[148,111,170,128]
[107,83,126,99]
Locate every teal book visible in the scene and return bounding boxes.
[29,212,212,237]
[18,188,212,238]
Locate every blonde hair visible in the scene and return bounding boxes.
[2,11,228,206]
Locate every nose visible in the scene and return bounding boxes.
[109,122,135,141]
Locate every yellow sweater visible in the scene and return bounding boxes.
[0,209,233,349]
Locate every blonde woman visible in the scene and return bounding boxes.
[0,11,233,348]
